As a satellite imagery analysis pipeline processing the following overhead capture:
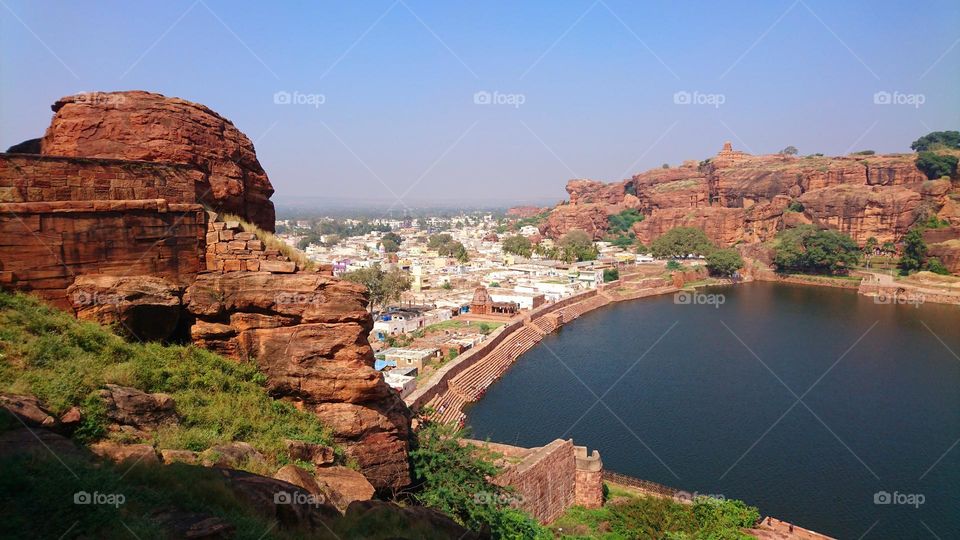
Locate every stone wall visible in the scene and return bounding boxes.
[0,200,203,308]
[0,153,198,204]
[466,438,604,523]
[204,212,296,273]
[574,445,603,508]
[0,154,205,308]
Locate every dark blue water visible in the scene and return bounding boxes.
[466,282,960,539]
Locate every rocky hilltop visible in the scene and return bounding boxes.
[541,142,960,252]
[14,90,276,230]
[0,91,410,489]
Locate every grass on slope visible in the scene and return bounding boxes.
[219,212,315,270]
[0,455,311,540]
[550,485,759,540]
[0,290,335,471]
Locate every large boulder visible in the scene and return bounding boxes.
[185,272,412,489]
[40,91,275,230]
[312,465,376,511]
[97,384,179,433]
[67,275,182,341]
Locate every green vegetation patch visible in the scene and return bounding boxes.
[550,486,759,539]
[0,290,334,468]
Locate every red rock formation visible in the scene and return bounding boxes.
[39,91,275,230]
[506,206,547,218]
[543,142,959,251]
[185,272,411,490]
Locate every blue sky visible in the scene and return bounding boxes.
[2,0,958,205]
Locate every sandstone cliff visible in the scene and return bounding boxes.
[39,91,275,231]
[541,143,959,249]
[1,91,412,491]
[186,272,411,489]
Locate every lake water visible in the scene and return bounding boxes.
[465,282,960,538]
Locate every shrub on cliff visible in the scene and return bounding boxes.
[911,130,960,152]
[608,208,644,234]
[916,151,958,180]
[552,490,759,539]
[706,249,744,277]
[410,421,550,539]
[650,227,715,259]
[772,226,860,274]
[0,290,335,468]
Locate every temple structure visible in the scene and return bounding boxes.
[469,286,519,316]
[713,140,749,167]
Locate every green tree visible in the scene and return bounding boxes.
[898,227,927,275]
[926,258,951,275]
[410,422,549,539]
[705,248,744,277]
[501,235,532,257]
[558,230,598,262]
[780,145,799,156]
[910,130,960,151]
[603,268,620,282]
[427,233,453,250]
[916,151,958,180]
[341,264,411,311]
[772,226,861,274]
[381,238,400,253]
[650,227,715,259]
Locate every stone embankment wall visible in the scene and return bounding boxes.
[204,212,296,273]
[465,438,603,524]
[0,154,204,307]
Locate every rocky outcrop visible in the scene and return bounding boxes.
[39,91,275,230]
[67,275,182,341]
[506,206,547,218]
[185,272,412,489]
[797,184,922,244]
[541,142,959,250]
[97,384,179,436]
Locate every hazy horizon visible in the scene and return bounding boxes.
[3,0,958,207]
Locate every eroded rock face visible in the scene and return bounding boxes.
[541,144,959,251]
[67,275,182,341]
[40,91,275,230]
[185,272,412,489]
